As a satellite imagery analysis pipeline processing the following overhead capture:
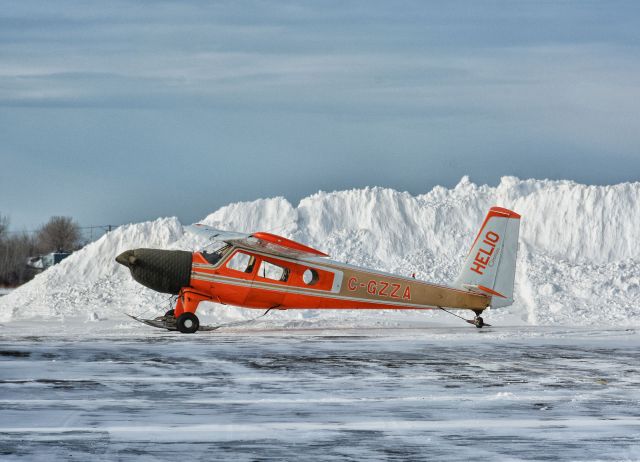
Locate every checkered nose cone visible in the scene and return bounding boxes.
[116,248,192,294]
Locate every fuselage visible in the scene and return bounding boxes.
[189,245,490,312]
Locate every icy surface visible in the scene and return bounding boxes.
[1,176,640,328]
[1,328,639,461]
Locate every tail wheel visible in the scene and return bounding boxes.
[475,316,484,328]
[177,312,199,334]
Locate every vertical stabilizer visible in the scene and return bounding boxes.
[454,207,521,308]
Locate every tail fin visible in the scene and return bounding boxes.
[454,207,521,308]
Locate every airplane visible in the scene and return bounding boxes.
[116,206,521,333]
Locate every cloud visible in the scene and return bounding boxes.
[2,1,639,118]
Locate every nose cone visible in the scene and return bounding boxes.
[115,248,192,294]
[116,250,137,268]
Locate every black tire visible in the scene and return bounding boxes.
[164,309,175,318]
[475,316,484,329]
[177,312,199,334]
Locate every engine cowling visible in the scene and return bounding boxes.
[116,248,192,294]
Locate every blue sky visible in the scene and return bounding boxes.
[1,0,639,230]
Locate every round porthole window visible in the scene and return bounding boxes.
[302,268,319,285]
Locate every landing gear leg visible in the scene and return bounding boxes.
[174,288,210,333]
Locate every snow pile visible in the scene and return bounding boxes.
[2,176,639,327]
[0,218,191,322]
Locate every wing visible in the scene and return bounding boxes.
[186,224,251,242]
[186,224,329,260]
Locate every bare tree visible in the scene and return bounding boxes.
[0,214,8,239]
[0,214,39,286]
[0,215,82,286]
[0,215,8,284]
[37,216,82,253]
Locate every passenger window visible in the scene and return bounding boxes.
[226,252,255,273]
[303,268,319,285]
[258,260,289,282]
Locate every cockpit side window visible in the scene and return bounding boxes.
[226,251,256,274]
[202,243,232,265]
[257,260,290,282]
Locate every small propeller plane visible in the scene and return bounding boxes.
[116,207,520,333]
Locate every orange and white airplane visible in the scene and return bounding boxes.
[116,207,520,333]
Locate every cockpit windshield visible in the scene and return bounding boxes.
[202,243,232,265]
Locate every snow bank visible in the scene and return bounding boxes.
[0,218,188,322]
[2,177,639,327]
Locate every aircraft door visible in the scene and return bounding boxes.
[215,250,258,306]
[244,257,290,309]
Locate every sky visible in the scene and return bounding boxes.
[1,0,639,231]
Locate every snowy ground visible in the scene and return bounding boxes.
[1,322,639,461]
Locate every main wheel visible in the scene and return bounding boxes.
[176,312,199,334]
[475,316,484,328]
